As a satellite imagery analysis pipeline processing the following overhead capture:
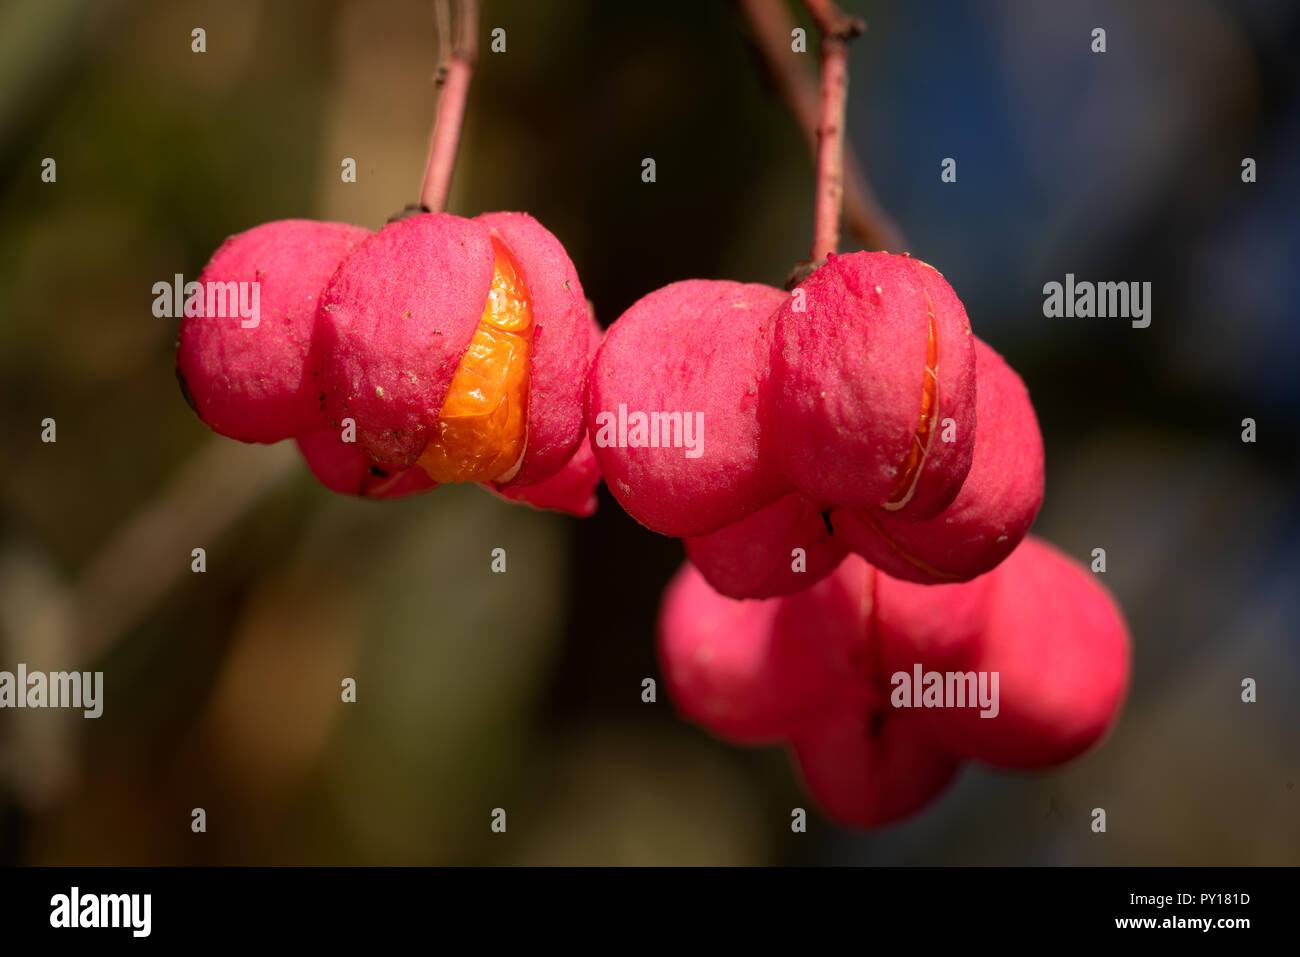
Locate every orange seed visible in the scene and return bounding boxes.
[417,234,534,483]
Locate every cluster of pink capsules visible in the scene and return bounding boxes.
[176,213,601,515]
[180,221,1130,829]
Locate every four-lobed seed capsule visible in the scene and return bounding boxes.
[177,212,601,514]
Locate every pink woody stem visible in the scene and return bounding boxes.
[803,0,865,262]
[738,0,905,252]
[419,0,479,213]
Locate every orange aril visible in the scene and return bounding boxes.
[883,291,938,510]
[418,234,533,483]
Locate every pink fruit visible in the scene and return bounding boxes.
[475,212,591,490]
[657,537,1131,829]
[180,210,598,516]
[660,552,962,826]
[789,705,961,830]
[309,213,496,469]
[587,253,1023,596]
[177,219,369,443]
[295,428,436,499]
[488,434,601,516]
[587,280,790,536]
[765,253,978,520]
[683,491,845,598]
[685,337,1043,597]
[876,537,1131,768]
[311,212,591,481]
[831,337,1044,585]
[490,302,605,516]
[656,556,869,744]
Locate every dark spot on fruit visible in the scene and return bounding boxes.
[785,260,821,290]
[563,279,571,290]
[387,203,429,223]
[820,510,835,537]
[368,465,389,477]
[175,366,199,415]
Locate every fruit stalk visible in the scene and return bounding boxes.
[420,0,480,213]
[737,0,904,252]
[805,0,864,263]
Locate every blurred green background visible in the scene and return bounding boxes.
[0,0,1296,864]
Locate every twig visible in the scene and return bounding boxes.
[737,0,906,253]
[419,0,480,213]
[807,5,859,261]
[434,0,452,84]
[64,439,300,668]
[801,0,860,38]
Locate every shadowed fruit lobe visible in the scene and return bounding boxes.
[418,235,534,483]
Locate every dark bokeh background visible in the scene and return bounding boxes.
[1,0,1296,864]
